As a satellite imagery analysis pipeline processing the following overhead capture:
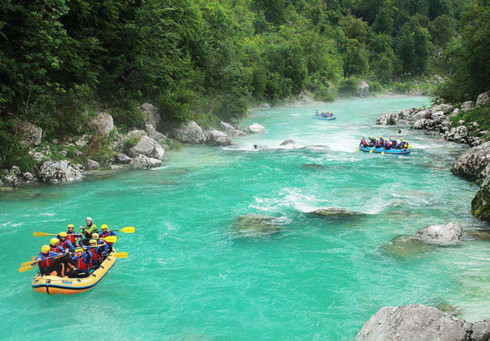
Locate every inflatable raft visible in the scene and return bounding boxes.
[32,250,117,295]
[312,115,336,120]
[360,145,411,155]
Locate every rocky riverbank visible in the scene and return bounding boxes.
[376,90,490,222]
[0,103,266,189]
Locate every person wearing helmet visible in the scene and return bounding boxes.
[368,136,376,147]
[390,139,397,149]
[92,232,109,260]
[375,138,383,148]
[66,224,80,245]
[384,139,392,150]
[402,141,409,150]
[50,238,65,253]
[100,224,117,252]
[80,217,98,246]
[88,239,105,268]
[57,232,76,253]
[35,245,62,276]
[359,137,368,148]
[69,247,92,277]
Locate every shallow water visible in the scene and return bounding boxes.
[1,96,489,340]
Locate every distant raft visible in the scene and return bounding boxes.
[312,115,336,120]
[31,250,117,295]
[360,145,411,155]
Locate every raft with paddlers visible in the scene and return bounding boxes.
[20,220,134,295]
[312,114,336,120]
[359,145,411,155]
[313,110,336,120]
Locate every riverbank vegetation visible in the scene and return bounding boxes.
[0,0,489,168]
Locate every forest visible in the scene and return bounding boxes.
[0,0,489,167]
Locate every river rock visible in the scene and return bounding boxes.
[84,159,100,170]
[413,119,434,129]
[18,121,43,146]
[115,153,131,164]
[310,207,365,217]
[22,172,35,182]
[3,174,21,187]
[376,113,397,126]
[129,154,162,169]
[89,113,114,136]
[248,123,265,133]
[230,214,281,237]
[432,103,454,114]
[415,222,463,245]
[172,120,206,144]
[140,103,160,128]
[38,160,83,183]
[259,103,271,108]
[471,176,490,221]
[472,320,490,341]
[450,141,490,180]
[128,136,165,160]
[461,101,474,112]
[220,121,246,137]
[380,235,435,258]
[145,122,166,142]
[431,111,445,123]
[413,109,432,120]
[476,91,490,107]
[357,304,473,341]
[445,126,469,143]
[280,139,295,146]
[358,81,369,96]
[204,128,232,146]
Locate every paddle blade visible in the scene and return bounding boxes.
[356,147,360,152]
[33,232,53,237]
[103,236,117,243]
[113,252,128,258]
[118,226,135,234]
[21,260,38,267]
[19,264,36,272]
[369,149,373,153]
[381,152,385,155]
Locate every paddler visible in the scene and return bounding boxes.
[57,232,76,253]
[396,138,404,149]
[50,238,65,254]
[368,136,376,146]
[88,239,105,268]
[35,245,62,276]
[80,217,98,246]
[360,137,368,148]
[66,224,79,245]
[100,224,117,252]
[69,247,92,277]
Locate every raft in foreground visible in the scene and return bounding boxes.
[360,145,411,155]
[312,115,336,120]
[32,250,117,295]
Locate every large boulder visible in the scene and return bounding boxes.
[204,129,232,146]
[128,136,165,160]
[3,174,21,187]
[172,120,206,144]
[129,154,162,169]
[115,153,131,164]
[140,103,160,128]
[38,160,83,183]
[476,91,490,107]
[376,113,397,126]
[471,176,490,221]
[432,103,454,114]
[220,121,246,137]
[472,320,490,341]
[413,119,434,130]
[461,101,474,112]
[89,113,114,136]
[445,126,469,142]
[413,109,432,120]
[357,304,475,341]
[414,222,463,245]
[18,121,42,146]
[145,123,166,142]
[248,123,265,133]
[84,159,100,170]
[450,141,490,180]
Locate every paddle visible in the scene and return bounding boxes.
[115,226,135,233]
[33,232,81,237]
[32,232,117,244]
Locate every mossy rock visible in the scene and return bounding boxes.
[230,214,281,238]
[471,178,490,221]
[309,207,365,218]
[380,235,436,259]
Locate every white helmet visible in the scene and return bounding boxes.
[86,217,93,223]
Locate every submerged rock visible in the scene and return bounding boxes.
[280,139,295,146]
[301,163,328,169]
[310,207,365,217]
[468,229,490,241]
[357,304,475,341]
[248,123,265,133]
[230,214,281,237]
[414,222,463,245]
[380,235,435,258]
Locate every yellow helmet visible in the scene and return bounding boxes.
[59,232,67,237]
[101,224,108,230]
[50,238,59,246]
[401,138,404,141]
[75,247,83,253]
[92,233,99,239]
[41,245,50,254]
[67,224,75,228]
[379,136,383,138]
[89,239,97,245]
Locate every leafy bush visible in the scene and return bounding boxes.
[337,78,360,96]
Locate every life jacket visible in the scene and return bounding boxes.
[361,139,368,147]
[38,253,53,268]
[67,232,76,244]
[375,140,383,148]
[76,254,91,271]
[391,141,396,148]
[50,245,63,253]
[90,246,104,262]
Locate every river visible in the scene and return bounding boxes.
[1,96,489,340]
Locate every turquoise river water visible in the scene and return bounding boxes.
[1,96,489,340]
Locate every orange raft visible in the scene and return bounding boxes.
[32,250,117,295]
